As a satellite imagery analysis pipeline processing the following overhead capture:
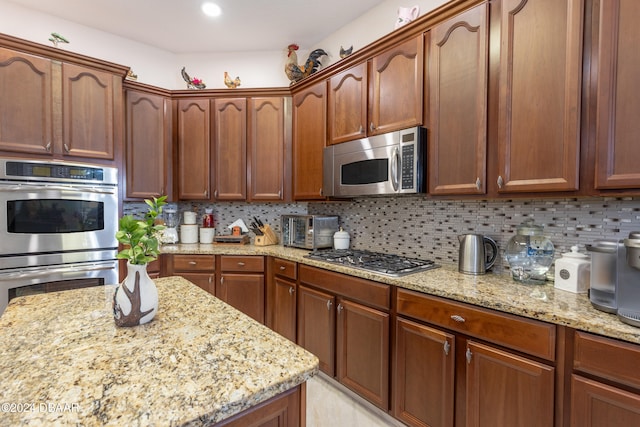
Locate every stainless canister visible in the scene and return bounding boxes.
[586,240,621,313]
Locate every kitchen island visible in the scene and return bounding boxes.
[0,276,318,426]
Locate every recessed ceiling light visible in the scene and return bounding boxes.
[201,2,222,17]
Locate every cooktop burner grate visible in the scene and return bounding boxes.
[305,249,439,277]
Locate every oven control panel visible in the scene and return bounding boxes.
[1,159,117,185]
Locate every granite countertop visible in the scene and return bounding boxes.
[162,243,640,345]
[0,276,318,426]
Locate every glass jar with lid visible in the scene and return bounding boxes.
[505,219,555,284]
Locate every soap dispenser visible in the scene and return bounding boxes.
[554,246,591,293]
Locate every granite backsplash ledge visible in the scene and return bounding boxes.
[124,196,640,274]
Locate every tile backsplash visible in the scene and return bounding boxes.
[124,196,640,274]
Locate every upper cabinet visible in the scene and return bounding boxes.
[327,35,424,146]
[176,98,211,200]
[292,81,327,200]
[213,97,247,201]
[0,45,124,164]
[428,3,488,196]
[593,0,640,190]
[124,84,171,200]
[494,0,584,193]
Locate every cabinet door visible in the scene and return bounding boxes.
[369,35,424,135]
[327,62,368,145]
[336,298,389,410]
[465,340,554,427]
[213,98,246,200]
[429,3,488,195]
[571,375,640,426]
[297,284,335,376]
[0,48,53,155]
[218,273,265,324]
[177,98,210,200]
[394,317,455,427]
[272,276,297,342]
[292,82,326,200]
[178,273,215,294]
[594,0,640,189]
[496,0,583,193]
[248,97,286,201]
[125,89,170,199]
[62,63,117,160]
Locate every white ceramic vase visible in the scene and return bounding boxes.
[113,262,158,327]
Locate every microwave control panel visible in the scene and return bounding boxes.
[401,145,415,190]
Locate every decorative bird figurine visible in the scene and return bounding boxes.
[339,45,353,59]
[224,72,241,89]
[48,32,69,48]
[181,67,206,89]
[285,44,328,84]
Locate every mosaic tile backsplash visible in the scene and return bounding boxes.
[124,196,640,274]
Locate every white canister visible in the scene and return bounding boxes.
[199,227,215,244]
[183,211,196,225]
[180,224,199,244]
[554,246,591,293]
[333,227,350,250]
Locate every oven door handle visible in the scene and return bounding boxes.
[0,264,117,280]
[0,185,116,195]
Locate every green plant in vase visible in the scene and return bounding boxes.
[116,196,167,265]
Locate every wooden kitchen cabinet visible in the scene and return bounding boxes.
[571,331,640,426]
[212,98,247,200]
[167,254,216,294]
[176,98,210,200]
[124,83,171,200]
[428,3,488,196]
[593,0,640,190]
[369,34,424,136]
[217,255,265,324]
[297,265,391,410]
[494,0,584,193]
[267,258,298,342]
[0,46,123,163]
[327,62,368,145]
[292,81,326,200]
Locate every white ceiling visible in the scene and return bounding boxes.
[7,0,388,53]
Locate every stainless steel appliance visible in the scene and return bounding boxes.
[0,158,119,314]
[458,234,498,275]
[587,239,620,313]
[281,215,339,250]
[323,126,426,198]
[618,232,640,327]
[306,249,439,277]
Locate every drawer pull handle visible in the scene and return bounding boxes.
[279,266,286,271]
[289,286,295,296]
[450,315,466,323]
[466,347,473,364]
[237,262,245,267]
[443,340,451,356]
[189,261,197,265]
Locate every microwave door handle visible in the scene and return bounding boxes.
[391,147,400,191]
[0,185,115,195]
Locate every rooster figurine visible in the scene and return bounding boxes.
[285,44,328,84]
[224,72,241,89]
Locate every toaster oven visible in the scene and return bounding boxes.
[281,215,339,250]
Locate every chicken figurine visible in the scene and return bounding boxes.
[285,44,328,84]
[224,72,241,89]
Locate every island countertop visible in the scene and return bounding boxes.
[0,276,318,426]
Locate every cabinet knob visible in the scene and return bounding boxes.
[476,177,481,190]
[63,143,70,153]
[45,141,52,152]
[214,190,218,198]
[450,314,466,323]
[497,175,504,189]
[288,286,295,296]
[220,276,224,285]
[443,340,451,356]
[326,300,332,310]
[279,266,286,271]
[208,275,212,284]
[337,303,343,314]
[369,122,375,132]
[466,347,473,364]
[358,125,364,133]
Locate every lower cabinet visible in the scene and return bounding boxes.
[218,255,265,324]
[395,288,556,427]
[297,265,390,410]
[214,384,302,426]
[267,257,298,342]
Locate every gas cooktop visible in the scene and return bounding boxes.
[305,249,440,277]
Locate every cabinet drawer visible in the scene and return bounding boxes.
[220,255,265,272]
[574,331,640,389]
[397,288,556,361]
[172,255,215,272]
[273,258,297,280]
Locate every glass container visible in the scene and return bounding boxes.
[505,219,555,284]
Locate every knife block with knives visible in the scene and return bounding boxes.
[254,224,278,246]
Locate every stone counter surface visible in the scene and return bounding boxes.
[163,243,640,345]
[0,277,318,426]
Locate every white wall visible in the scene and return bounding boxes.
[0,0,448,89]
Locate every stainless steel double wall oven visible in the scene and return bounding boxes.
[0,158,119,314]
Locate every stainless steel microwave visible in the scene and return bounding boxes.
[323,127,427,198]
[281,215,339,250]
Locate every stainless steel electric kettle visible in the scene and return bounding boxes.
[458,234,498,275]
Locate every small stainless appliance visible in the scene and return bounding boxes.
[586,239,620,313]
[323,126,426,198]
[0,158,119,314]
[617,232,640,327]
[281,215,339,250]
[458,234,498,275]
[306,249,439,277]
